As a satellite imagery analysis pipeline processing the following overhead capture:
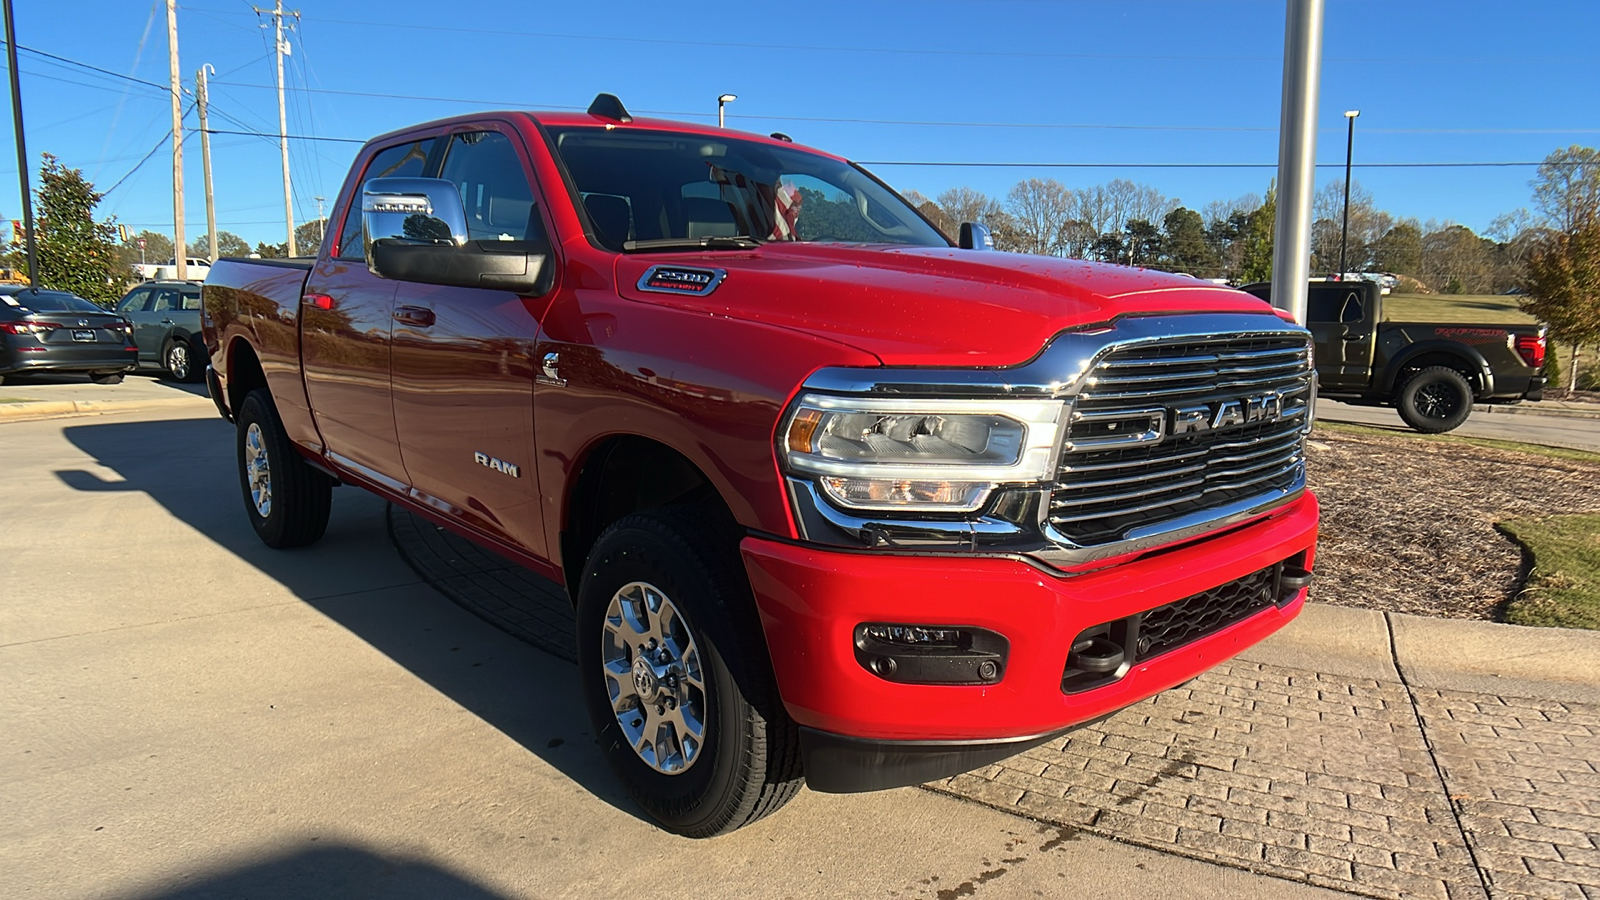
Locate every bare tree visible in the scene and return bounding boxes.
[1006,178,1074,256]
[1310,180,1392,273]
[936,187,1001,230]
[1202,194,1262,231]
[1531,145,1600,233]
[1419,221,1495,293]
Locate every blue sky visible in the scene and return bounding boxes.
[5,0,1597,249]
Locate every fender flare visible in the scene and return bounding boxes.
[1381,341,1495,399]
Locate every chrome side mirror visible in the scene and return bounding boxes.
[362,177,470,258]
[959,221,994,251]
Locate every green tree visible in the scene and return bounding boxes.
[1372,221,1423,277]
[1522,221,1600,392]
[1236,187,1277,285]
[186,231,253,260]
[1124,218,1162,267]
[255,241,287,259]
[17,154,127,305]
[295,219,328,258]
[1161,207,1214,274]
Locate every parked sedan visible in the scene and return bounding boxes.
[114,281,207,382]
[0,287,139,384]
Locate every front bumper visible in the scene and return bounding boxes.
[741,490,1318,791]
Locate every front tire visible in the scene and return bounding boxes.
[577,507,803,837]
[1397,366,1473,433]
[236,388,332,548]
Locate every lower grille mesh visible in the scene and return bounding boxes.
[1138,566,1277,659]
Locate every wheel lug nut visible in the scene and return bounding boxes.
[656,704,665,715]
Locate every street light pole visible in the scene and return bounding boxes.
[717,93,736,128]
[1337,109,1360,281]
[1268,0,1326,325]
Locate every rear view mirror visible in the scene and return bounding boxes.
[363,176,551,295]
[363,177,470,251]
[959,222,994,251]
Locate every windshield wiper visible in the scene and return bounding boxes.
[622,235,763,252]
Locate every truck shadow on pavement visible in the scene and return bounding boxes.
[56,415,642,826]
[121,844,517,900]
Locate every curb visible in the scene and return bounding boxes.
[1240,601,1600,703]
[0,395,208,422]
[1471,402,1600,420]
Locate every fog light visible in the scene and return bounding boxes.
[853,623,1009,686]
[862,624,962,646]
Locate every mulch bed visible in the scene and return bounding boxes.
[1307,427,1600,620]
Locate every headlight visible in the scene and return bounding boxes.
[781,393,1066,513]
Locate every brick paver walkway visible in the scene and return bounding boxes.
[389,506,1600,900]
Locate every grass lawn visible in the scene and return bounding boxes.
[1382,293,1536,325]
[1499,514,1600,629]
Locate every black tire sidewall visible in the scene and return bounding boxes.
[237,390,288,545]
[576,516,755,836]
[1398,367,1472,433]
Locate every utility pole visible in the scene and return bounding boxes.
[2,0,39,290]
[166,0,186,280]
[256,0,298,256]
[197,64,217,262]
[1268,0,1325,325]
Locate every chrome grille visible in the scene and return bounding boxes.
[1049,334,1313,546]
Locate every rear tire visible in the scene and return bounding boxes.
[163,339,202,383]
[236,388,332,548]
[89,372,124,385]
[576,506,803,837]
[1396,366,1473,434]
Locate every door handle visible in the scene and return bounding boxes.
[393,306,436,327]
[1342,333,1367,341]
[160,318,175,326]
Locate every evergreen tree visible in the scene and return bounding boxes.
[17,154,127,306]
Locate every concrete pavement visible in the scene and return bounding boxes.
[397,491,1600,900]
[1314,398,1600,452]
[0,370,207,422]
[0,407,1349,900]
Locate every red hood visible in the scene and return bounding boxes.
[614,243,1279,366]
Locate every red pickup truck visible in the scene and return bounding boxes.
[204,94,1320,837]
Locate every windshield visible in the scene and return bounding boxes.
[4,290,104,313]
[546,126,948,251]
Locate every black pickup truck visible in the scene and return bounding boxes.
[1242,281,1546,433]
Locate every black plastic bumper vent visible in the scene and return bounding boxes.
[1061,556,1310,694]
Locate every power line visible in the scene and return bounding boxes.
[1,40,168,91]
[200,126,361,143]
[102,132,170,195]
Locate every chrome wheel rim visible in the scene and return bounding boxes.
[600,581,708,775]
[244,422,272,518]
[168,343,189,380]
